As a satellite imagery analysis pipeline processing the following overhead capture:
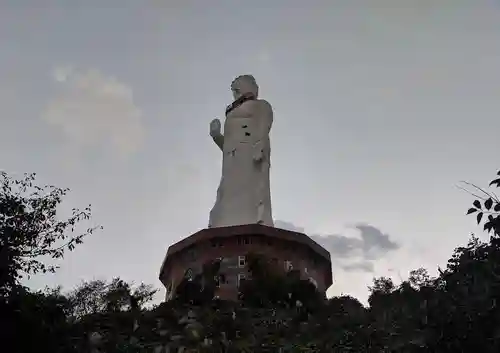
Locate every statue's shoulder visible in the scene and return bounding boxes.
[255,99,273,112]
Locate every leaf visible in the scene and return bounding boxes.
[494,203,500,212]
[489,178,500,187]
[485,198,493,210]
[473,200,481,209]
[467,208,477,215]
[477,212,483,224]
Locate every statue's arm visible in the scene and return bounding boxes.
[210,118,224,151]
[253,100,273,162]
[258,100,274,136]
[212,134,224,151]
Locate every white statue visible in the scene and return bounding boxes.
[208,75,274,228]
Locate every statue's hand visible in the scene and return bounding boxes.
[209,118,222,138]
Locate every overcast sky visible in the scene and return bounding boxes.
[1,0,499,303]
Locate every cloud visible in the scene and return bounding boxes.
[274,220,305,234]
[313,224,400,260]
[42,66,145,157]
[354,224,400,258]
[274,220,400,273]
[339,261,374,273]
[52,65,74,83]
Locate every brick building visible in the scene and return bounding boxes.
[159,224,333,301]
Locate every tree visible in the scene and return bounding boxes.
[462,169,500,236]
[422,233,500,352]
[368,276,395,308]
[408,268,432,289]
[0,172,101,298]
[67,279,108,319]
[66,277,158,319]
[2,286,75,353]
[173,259,221,305]
[239,253,325,312]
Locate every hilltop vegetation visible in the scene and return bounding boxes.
[1,170,500,352]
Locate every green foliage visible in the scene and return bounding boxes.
[240,253,324,312]
[464,169,500,235]
[408,268,432,289]
[1,286,75,353]
[66,277,158,319]
[173,259,221,306]
[0,172,101,298]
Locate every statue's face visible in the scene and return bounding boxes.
[231,76,258,100]
[231,85,243,100]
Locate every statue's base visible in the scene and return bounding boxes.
[159,224,332,301]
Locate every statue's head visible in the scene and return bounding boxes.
[231,74,258,100]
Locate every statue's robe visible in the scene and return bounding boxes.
[209,96,273,228]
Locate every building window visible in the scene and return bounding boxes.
[284,260,293,272]
[238,256,246,267]
[238,237,251,245]
[237,273,246,287]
